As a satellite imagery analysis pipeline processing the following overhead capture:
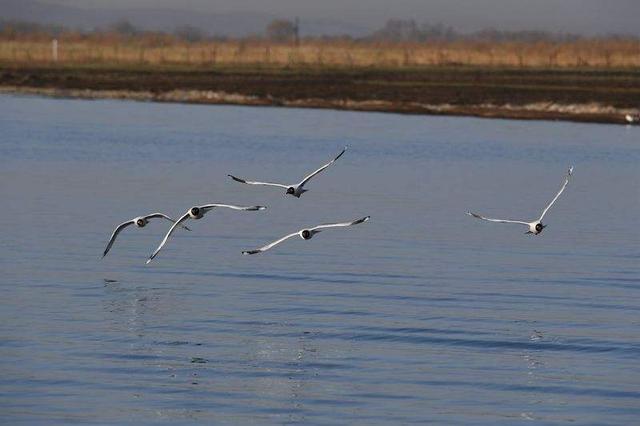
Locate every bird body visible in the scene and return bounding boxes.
[526,222,546,235]
[187,206,205,220]
[287,186,308,198]
[134,216,148,227]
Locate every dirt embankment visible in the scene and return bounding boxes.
[1,65,638,124]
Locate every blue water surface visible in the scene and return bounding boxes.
[1,95,639,424]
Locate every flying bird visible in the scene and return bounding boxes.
[146,204,266,263]
[228,147,347,198]
[103,213,191,257]
[242,216,370,255]
[467,166,573,235]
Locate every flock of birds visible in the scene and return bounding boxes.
[103,147,370,263]
[103,147,574,263]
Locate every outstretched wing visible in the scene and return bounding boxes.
[242,232,299,255]
[103,220,134,257]
[298,147,347,187]
[310,215,370,231]
[538,166,573,221]
[200,204,266,213]
[467,212,529,226]
[227,175,288,189]
[144,213,191,231]
[146,212,191,264]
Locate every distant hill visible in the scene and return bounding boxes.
[1,0,368,36]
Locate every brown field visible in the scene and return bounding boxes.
[1,37,639,69]
[1,37,639,124]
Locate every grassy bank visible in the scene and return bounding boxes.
[1,62,639,123]
[2,38,640,68]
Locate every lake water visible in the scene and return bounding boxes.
[1,95,639,424]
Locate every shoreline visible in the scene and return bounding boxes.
[1,65,638,124]
[1,85,635,124]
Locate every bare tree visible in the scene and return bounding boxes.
[266,19,297,42]
[109,20,139,37]
[174,25,205,43]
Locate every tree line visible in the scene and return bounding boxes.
[1,18,637,44]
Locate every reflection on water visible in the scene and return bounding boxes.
[103,280,155,337]
[0,94,639,424]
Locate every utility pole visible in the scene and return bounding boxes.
[52,39,59,62]
[294,17,300,46]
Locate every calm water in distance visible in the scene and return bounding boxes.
[1,95,639,424]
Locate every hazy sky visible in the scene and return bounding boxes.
[28,0,640,35]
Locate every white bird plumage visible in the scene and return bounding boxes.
[242,216,370,255]
[103,213,191,257]
[625,114,639,124]
[228,147,347,198]
[467,166,573,235]
[146,204,266,263]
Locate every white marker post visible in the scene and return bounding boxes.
[52,39,58,62]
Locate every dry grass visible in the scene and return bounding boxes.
[1,38,639,69]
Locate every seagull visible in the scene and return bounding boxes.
[467,166,573,235]
[625,114,639,124]
[228,147,347,198]
[242,216,370,255]
[103,213,191,258]
[146,204,266,263]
